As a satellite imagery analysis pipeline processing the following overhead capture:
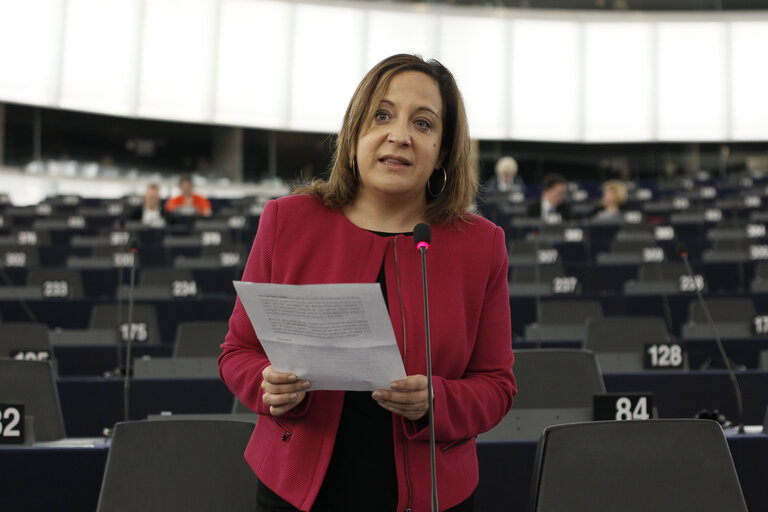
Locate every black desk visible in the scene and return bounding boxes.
[510,291,768,339]
[1,441,109,512]
[57,371,768,437]
[604,370,768,425]
[2,433,765,512]
[513,338,768,371]
[0,297,236,343]
[58,378,234,437]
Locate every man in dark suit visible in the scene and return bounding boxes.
[527,173,571,221]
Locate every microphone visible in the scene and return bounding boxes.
[413,222,438,512]
[123,238,139,422]
[532,229,543,349]
[676,242,745,433]
[653,232,673,334]
[105,217,129,377]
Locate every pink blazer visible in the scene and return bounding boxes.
[219,194,516,511]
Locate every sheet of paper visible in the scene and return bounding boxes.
[233,281,407,391]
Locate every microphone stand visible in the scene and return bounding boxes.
[533,228,543,349]
[123,240,139,422]
[415,224,438,512]
[679,245,745,434]
[111,219,127,377]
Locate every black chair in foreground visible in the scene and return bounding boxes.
[529,420,748,512]
[0,359,65,442]
[96,419,259,512]
[480,349,604,441]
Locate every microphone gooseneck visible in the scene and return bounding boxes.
[676,243,745,434]
[413,222,438,512]
[113,219,128,377]
[123,238,139,422]
[532,229,543,349]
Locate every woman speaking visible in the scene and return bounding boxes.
[219,54,516,512]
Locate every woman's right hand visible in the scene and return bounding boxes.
[261,366,311,416]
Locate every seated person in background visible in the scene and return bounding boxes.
[526,173,571,221]
[592,180,627,220]
[129,184,166,227]
[164,174,212,217]
[486,156,525,194]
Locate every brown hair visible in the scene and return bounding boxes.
[295,54,475,225]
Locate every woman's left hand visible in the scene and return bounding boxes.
[372,374,431,421]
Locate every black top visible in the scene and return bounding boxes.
[313,255,398,509]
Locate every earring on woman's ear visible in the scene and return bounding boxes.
[427,167,447,197]
[352,159,359,180]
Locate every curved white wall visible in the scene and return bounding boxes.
[0,0,766,142]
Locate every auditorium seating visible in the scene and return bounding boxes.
[584,316,675,372]
[116,268,199,300]
[0,322,53,361]
[1,175,767,507]
[529,420,748,512]
[173,321,229,357]
[0,359,65,441]
[0,246,39,268]
[682,297,756,339]
[524,299,603,341]
[26,268,86,299]
[624,262,705,295]
[480,349,604,440]
[132,356,219,379]
[508,263,578,297]
[95,419,260,511]
[89,303,162,345]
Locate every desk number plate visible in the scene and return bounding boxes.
[594,393,653,421]
[0,404,25,444]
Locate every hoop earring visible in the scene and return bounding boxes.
[352,159,359,180]
[427,167,447,197]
